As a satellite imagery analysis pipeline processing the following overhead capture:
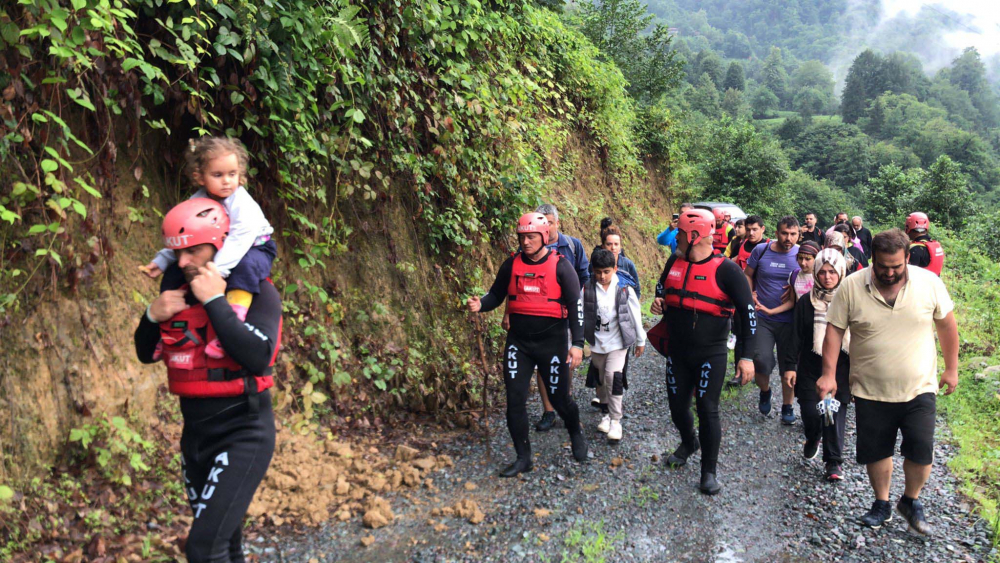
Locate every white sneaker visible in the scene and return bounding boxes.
[608,420,622,443]
[597,415,611,434]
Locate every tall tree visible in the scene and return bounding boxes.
[792,60,834,100]
[723,62,745,91]
[579,0,684,104]
[723,29,752,59]
[694,49,724,89]
[913,155,973,230]
[690,72,721,116]
[750,87,778,118]
[700,117,790,219]
[841,49,884,124]
[721,88,749,118]
[862,164,920,226]
[762,47,788,105]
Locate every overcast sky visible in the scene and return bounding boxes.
[883,1,1000,56]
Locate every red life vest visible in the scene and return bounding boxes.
[910,240,944,276]
[711,224,731,254]
[506,251,567,319]
[159,293,280,398]
[663,255,735,318]
[736,238,768,271]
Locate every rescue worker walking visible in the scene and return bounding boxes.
[905,212,944,276]
[653,209,757,495]
[468,213,589,477]
[135,199,281,563]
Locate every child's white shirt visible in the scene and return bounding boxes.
[591,274,647,354]
[151,186,274,277]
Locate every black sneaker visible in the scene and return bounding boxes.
[758,389,772,415]
[569,430,588,462]
[897,497,934,535]
[535,411,556,432]
[781,404,795,425]
[699,472,721,495]
[825,463,844,482]
[803,439,820,460]
[666,438,701,468]
[859,500,893,529]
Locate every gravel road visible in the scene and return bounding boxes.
[255,349,995,562]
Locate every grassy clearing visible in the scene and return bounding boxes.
[935,230,1000,537]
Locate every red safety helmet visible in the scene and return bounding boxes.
[517,212,550,245]
[713,208,726,223]
[905,212,930,233]
[161,198,229,251]
[678,209,716,246]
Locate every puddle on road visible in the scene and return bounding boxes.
[715,545,744,563]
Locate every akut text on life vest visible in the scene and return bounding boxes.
[159,299,278,398]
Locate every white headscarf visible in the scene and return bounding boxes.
[824,231,855,272]
[810,248,850,356]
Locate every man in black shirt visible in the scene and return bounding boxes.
[800,212,823,246]
[852,216,873,260]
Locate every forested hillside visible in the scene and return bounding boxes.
[635,0,1000,222]
[1,0,999,559]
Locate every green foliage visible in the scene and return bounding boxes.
[933,229,1000,536]
[697,117,789,219]
[912,155,973,231]
[691,49,723,89]
[577,0,683,105]
[749,87,778,118]
[761,47,788,105]
[68,416,154,488]
[841,49,884,124]
[782,169,852,225]
[690,73,720,117]
[792,88,825,119]
[861,164,920,227]
[722,62,745,92]
[720,88,748,119]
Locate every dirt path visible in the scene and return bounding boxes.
[257,350,995,562]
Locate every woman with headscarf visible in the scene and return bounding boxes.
[832,224,868,270]
[782,248,852,482]
[824,231,864,274]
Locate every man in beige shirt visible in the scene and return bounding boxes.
[817,229,958,535]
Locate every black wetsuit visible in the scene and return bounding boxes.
[656,254,756,475]
[480,250,584,460]
[135,266,280,563]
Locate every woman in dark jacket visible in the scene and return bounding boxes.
[782,248,851,482]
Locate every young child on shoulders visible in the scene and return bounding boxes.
[141,136,276,359]
[583,249,646,444]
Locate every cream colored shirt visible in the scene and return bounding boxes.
[826,265,953,402]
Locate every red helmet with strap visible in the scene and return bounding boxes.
[906,212,930,233]
[517,212,550,245]
[679,209,716,246]
[712,207,726,223]
[162,198,229,250]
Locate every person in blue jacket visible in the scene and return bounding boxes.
[656,203,694,252]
